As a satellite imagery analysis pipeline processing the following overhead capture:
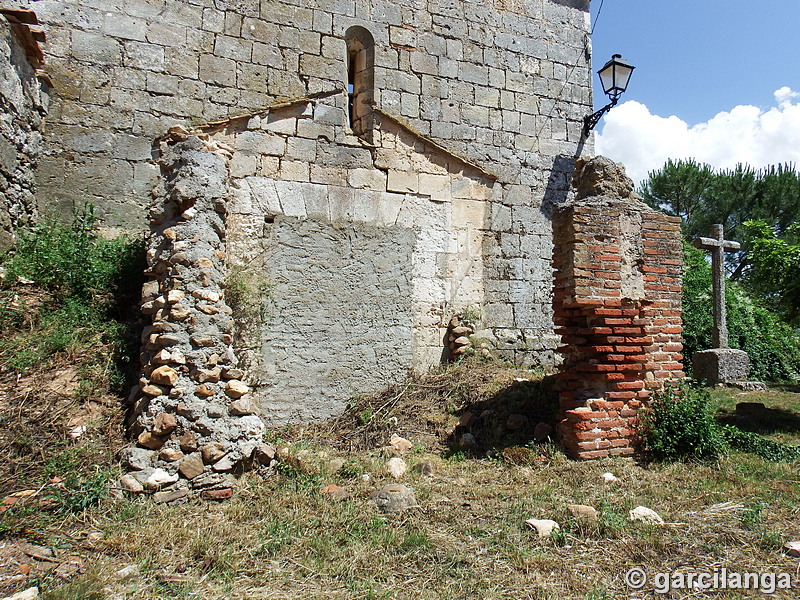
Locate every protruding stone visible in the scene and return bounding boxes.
[119,474,144,493]
[138,431,165,450]
[252,442,276,465]
[179,431,199,453]
[211,455,236,472]
[221,367,244,379]
[178,453,205,479]
[225,379,249,398]
[166,290,184,303]
[506,413,528,430]
[150,365,179,387]
[159,447,184,462]
[229,397,255,415]
[196,367,222,383]
[142,384,166,397]
[195,384,216,397]
[201,442,226,464]
[153,488,189,504]
[145,468,179,490]
[119,447,154,470]
[206,403,226,418]
[169,304,191,320]
[201,488,233,501]
[152,413,177,436]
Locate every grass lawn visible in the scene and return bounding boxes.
[2,361,799,600]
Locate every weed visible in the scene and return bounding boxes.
[224,263,273,323]
[719,424,800,461]
[41,578,106,600]
[641,383,723,460]
[740,502,765,530]
[47,468,116,514]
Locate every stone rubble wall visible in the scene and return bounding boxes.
[552,157,684,460]
[0,9,47,251]
[121,135,268,498]
[11,0,591,367]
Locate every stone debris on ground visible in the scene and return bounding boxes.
[784,541,800,557]
[525,519,560,538]
[602,472,619,484]
[1,587,38,600]
[567,504,599,524]
[386,457,407,478]
[114,564,141,579]
[388,433,413,452]
[320,484,349,501]
[629,506,665,525]
[371,483,418,513]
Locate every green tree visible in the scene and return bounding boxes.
[741,220,800,326]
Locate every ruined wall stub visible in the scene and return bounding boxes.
[13,0,593,367]
[0,8,47,250]
[552,157,684,460]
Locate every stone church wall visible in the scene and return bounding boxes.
[6,0,593,388]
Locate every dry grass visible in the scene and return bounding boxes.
[1,357,800,599]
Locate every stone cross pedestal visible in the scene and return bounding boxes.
[692,224,750,385]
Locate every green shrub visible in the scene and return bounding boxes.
[4,204,143,303]
[641,383,723,461]
[682,242,800,382]
[0,204,145,381]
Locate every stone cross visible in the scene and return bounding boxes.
[693,224,740,348]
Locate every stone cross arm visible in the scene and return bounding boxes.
[693,233,740,253]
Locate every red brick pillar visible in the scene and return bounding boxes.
[552,195,683,459]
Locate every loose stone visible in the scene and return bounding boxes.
[525,519,560,538]
[386,457,407,478]
[629,506,665,525]
[372,483,418,513]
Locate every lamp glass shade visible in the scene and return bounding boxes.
[598,54,634,100]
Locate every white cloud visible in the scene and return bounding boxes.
[595,87,800,186]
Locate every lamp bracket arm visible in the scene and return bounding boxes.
[583,98,618,138]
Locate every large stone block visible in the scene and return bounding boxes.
[692,349,750,386]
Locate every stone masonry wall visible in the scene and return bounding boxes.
[552,158,684,460]
[0,9,47,250]
[11,0,592,367]
[213,92,497,422]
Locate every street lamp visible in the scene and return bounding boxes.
[583,54,635,137]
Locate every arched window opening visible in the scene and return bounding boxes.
[345,26,375,141]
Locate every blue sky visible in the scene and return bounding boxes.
[589,0,800,184]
